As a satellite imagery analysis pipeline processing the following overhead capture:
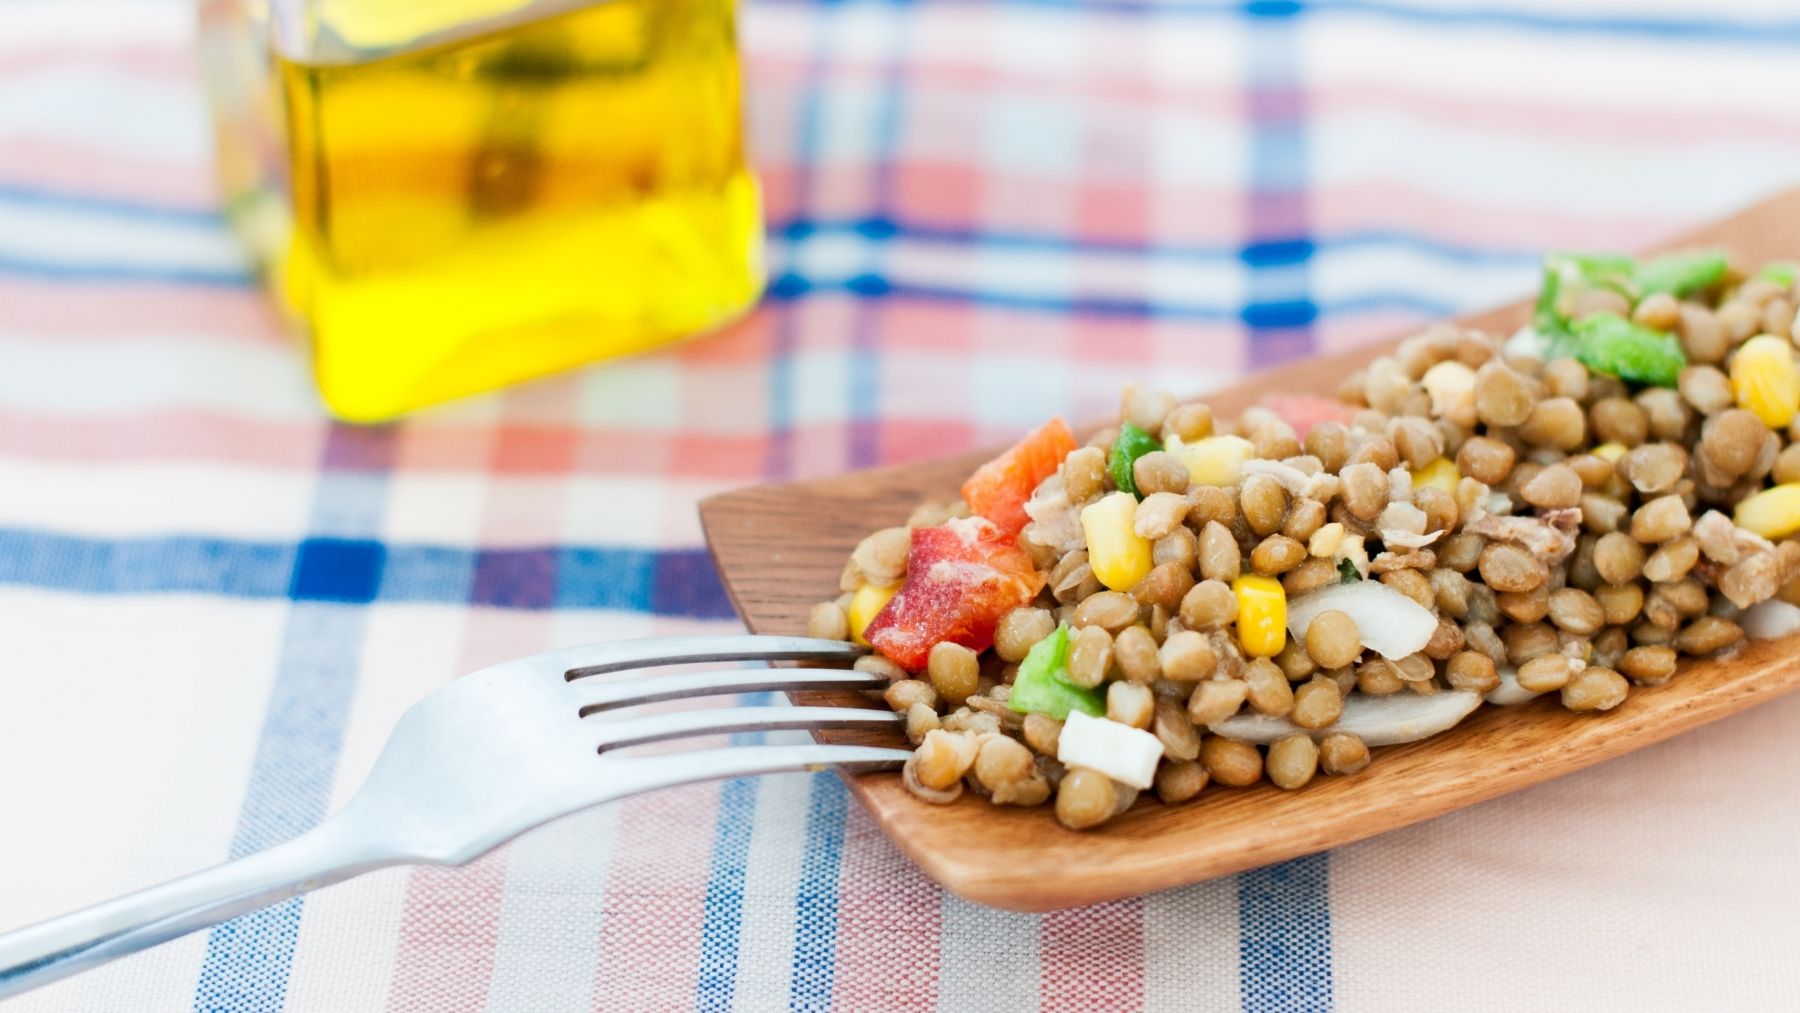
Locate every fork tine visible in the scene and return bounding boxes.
[573,667,888,713]
[555,635,863,680]
[592,705,902,750]
[604,743,911,800]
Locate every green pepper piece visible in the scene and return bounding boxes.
[1635,250,1728,298]
[1572,312,1686,388]
[1535,252,1637,333]
[1337,558,1362,583]
[1759,262,1798,287]
[1007,623,1104,719]
[1108,421,1161,499]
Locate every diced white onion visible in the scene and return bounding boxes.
[1484,666,1541,706]
[1740,599,1800,640]
[1056,710,1165,790]
[1208,690,1483,747]
[1285,580,1437,660]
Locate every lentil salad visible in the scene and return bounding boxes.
[812,251,1800,831]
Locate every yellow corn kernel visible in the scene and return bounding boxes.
[1734,483,1800,540]
[848,582,898,646]
[1731,334,1800,428]
[1588,442,1631,499]
[1164,434,1254,486]
[1080,491,1154,591]
[1232,574,1287,657]
[1410,457,1460,494]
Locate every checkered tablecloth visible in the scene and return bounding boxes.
[8,0,1800,1009]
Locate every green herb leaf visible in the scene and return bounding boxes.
[1107,422,1161,499]
[1759,262,1798,288]
[1006,623,1105,719]
[1572,312,1686,388]
[1337,558,1361,583]
[1635,250,1728,298]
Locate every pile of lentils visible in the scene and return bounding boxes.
[808,253,1800,831]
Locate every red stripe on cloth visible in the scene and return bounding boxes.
[0,278,279,342]
[1038,898,1147,1013]
[590,780,722,1011]
[0,45,191,78]
[748,45,1800,149]
[829,803,941,1012]
[0,140,215,207]
[0,407,323,467]
[384,855,509,1013]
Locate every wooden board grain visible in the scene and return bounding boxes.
[698,187,1800,912]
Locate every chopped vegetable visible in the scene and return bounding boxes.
[1635,250,1727,297]
[1410,456,1459,494]
[1260,394,1357,437]
[1730,334,1800,428]
[961,417,1077,536]
[1107,421,1160,498]
[864,518,1045,670]
[1057,709,1165,789]
[1485,667,1539,707]
[1080,492,1154,591]
[1535,251,1635,332]
[1572,312,1686,388]
[1759,262,1798,287]
[1337,558,1361,583]
[1208,690,1483,746]
[1232,574,1287,657]
[1285,580,1436,660]
[1007,623,1104,719]
[1165,434,1254,487]
[1734,483,1800,540]
[847,582,897,647]
[1741,600,1800,640]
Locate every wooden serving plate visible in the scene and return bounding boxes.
[698,187,1800,912]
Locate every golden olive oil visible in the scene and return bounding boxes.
[205,0,761,421]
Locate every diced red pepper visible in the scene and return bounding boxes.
[960,417,1077,535]
[865,518,1047,671]
[1261,394,1358,437]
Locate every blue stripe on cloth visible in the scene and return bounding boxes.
[781,12,852,1008]
[693,692,774,1013]
[0,254,255,287]
[0,529,736,619]
[760,0,1800,44]
[0,184,225,225]
[1242,0,1317,368]
[194,426,395,1011]
[191,603,370,1012]
[843,3,907,470]
[1237,6,1336,1009]
[787,774,848,1012]
[1237,854,1335,1012]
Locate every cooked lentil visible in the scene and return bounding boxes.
[1267,734,1321,790]
[1200,735,1264,787]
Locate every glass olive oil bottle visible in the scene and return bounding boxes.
[199,0,762,421]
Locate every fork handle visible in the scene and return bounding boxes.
[0,815,397,1000]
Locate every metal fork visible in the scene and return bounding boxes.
[0,635,909,1000]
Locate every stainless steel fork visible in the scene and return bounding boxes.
[0,635,909,1000]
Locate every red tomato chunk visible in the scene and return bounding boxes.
[960,417,1077,535]
[865,518,1046,670]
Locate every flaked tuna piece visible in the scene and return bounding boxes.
[1466,507,1581,566]
[1241,458,1340,502]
